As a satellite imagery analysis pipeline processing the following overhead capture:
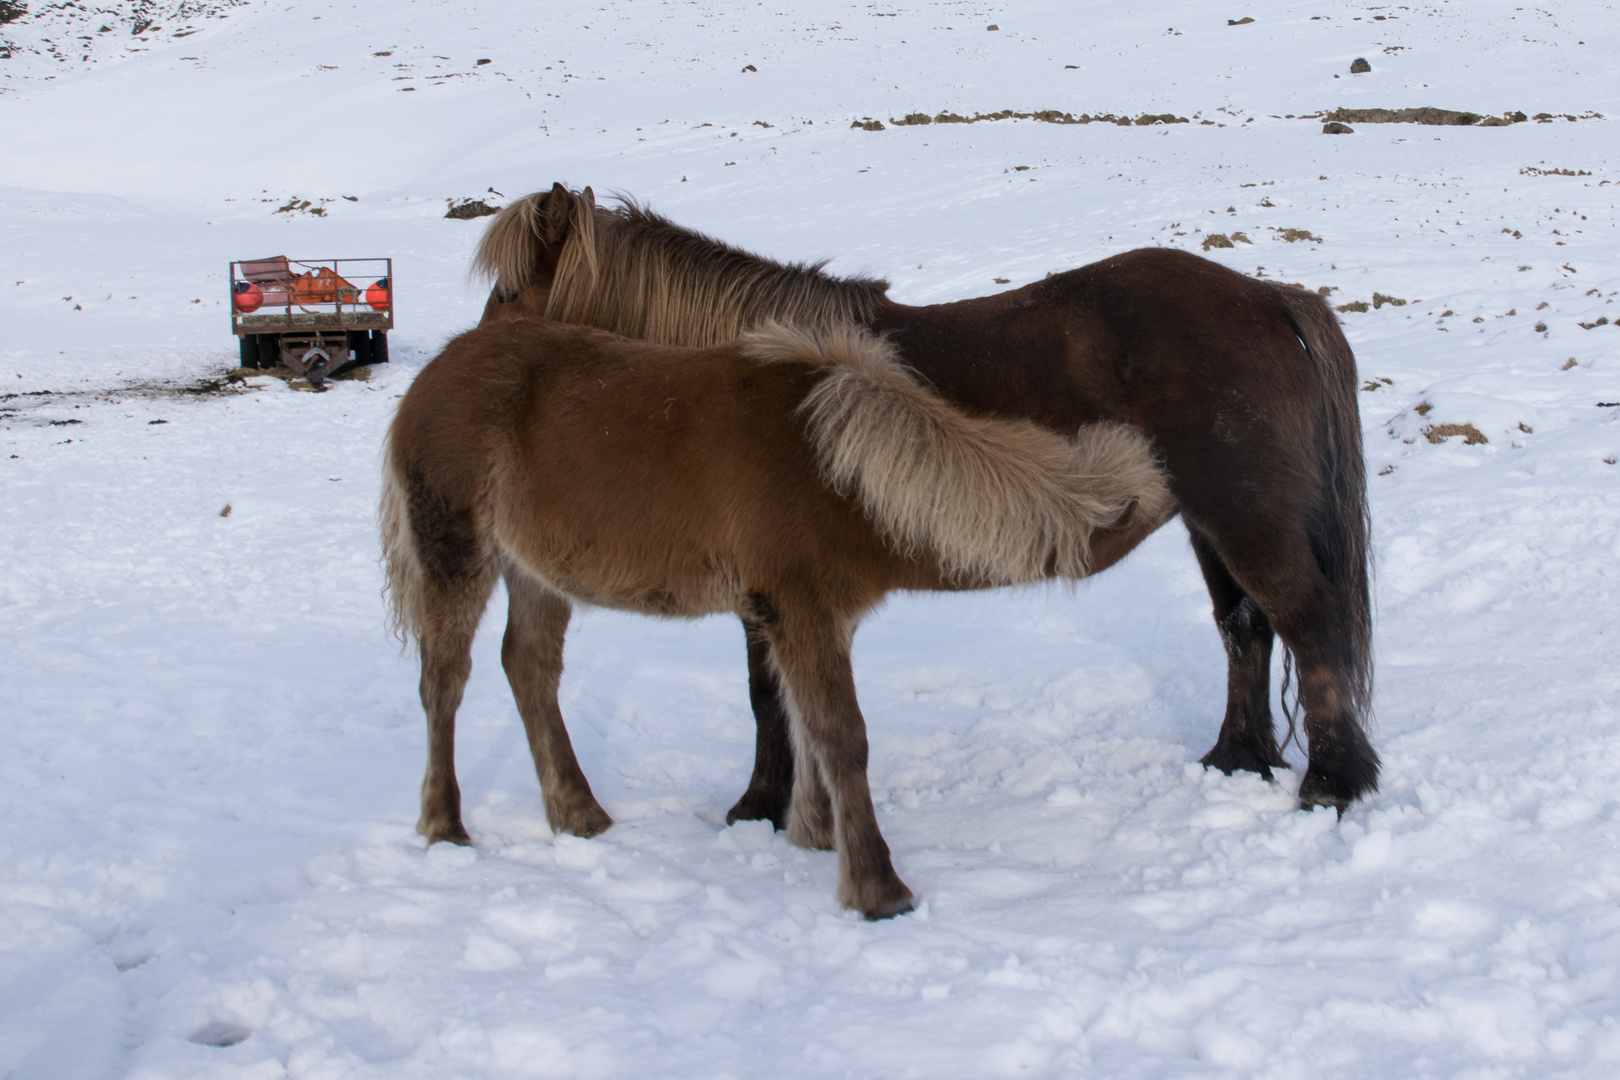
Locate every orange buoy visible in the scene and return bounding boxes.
[233,281,263,312]
[365,278,391,311]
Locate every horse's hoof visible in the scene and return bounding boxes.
[1298,744,1379,815]
[841,878,915,921]
[1200,741,1290,782]
[418,820,473,846]
[865,895,916,922]
[1297,767,1353,816]
[550,800,614,839]
[724,789,788,831]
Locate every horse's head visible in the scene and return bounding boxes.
[478,281,551,324]
[473,182,597,325]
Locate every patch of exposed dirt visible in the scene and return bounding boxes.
[274,196,330,218]
[1321,107,1533,126]
[2,376,242,408]
[445,198,501,219]
[1,363,373,417]
[1424,423,1489,445]
[884,109,1188,128]
[0,374,247,422]
[1276,228,1322,243]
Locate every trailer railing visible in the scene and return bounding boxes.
[229,257,394,334]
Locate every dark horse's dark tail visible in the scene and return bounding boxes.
[1274,286,1376,773]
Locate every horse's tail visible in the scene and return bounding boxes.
[1274,286,1374,731]
[470,183,598,299]
[379,429,427,650]
[742,322,1176,586]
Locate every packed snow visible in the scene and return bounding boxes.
[3,1,1619,1076]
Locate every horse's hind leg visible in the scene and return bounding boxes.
[1189,520,1378,811]
[414,563,499,847]
[1188,526,1289,779]
[501,568,613,838]
[1277,601,1379,811]
[766,604,911,919]
[723,617,795,831]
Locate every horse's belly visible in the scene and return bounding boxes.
[507,539,742,619]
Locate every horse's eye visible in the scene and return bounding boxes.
[498,291,520,305]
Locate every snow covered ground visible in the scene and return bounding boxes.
[3,1,1619,1076]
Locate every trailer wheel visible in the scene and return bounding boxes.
[257,334,280,370]
[238,334,259,369]
[370,330,389,365]
[346,330,374,367]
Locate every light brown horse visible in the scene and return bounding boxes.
[382,318,1172,918]
[472,184,1378,823]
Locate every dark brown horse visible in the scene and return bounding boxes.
[472,184,1378,823]
[383,319,1173,916]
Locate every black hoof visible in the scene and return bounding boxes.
[1200,740,1290,783]
[1298,767,1356,816]
[725,789,788,831]
[865,896,916,922]
[1298,740,1379,814]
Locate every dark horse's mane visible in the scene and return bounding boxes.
[473,189,891,349]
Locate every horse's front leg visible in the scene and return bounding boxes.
[724,617,796,830]
[767,604,912,920]
[502,568,613,838]
[1188,525,1289,779]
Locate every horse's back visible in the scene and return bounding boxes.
[1037,250,1339,471]
[401,319,888,616]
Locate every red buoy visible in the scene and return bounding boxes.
[365,278,391,311]
[233,281,263,312]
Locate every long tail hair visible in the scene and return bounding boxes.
[378,433,427,649]
[743,323,1175,585]
[1273,286,1375,735]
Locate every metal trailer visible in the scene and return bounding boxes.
[230,256,393,387]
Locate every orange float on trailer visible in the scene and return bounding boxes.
[233,281,263,312]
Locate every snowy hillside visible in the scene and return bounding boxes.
[3,1,1619,1077]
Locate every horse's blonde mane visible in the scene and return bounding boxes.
[741,323,1176,585]
[471,188,600,299]
[473,187,890,348]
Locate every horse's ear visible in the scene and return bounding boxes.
[539,182,576,247]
